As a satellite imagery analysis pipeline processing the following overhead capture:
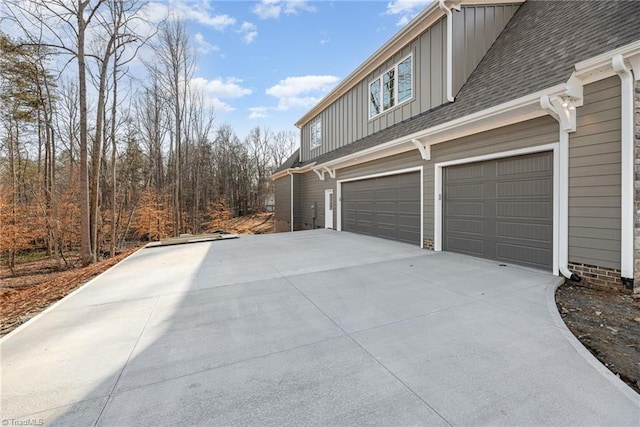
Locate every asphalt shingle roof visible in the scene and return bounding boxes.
[274,148,300,173]
[287,0,640,169]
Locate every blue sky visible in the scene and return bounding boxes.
[145,0,433,138]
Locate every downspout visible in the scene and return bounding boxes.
[540,93,581,282]
[612,54,635,288]
[439,0,459,103]
[287,171,294,232]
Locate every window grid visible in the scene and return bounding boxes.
[369,54,412,119]
[310,119,322,150]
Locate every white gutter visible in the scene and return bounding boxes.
[540,77,583,281]
[270,162,317,180]
[439,0,461,103]
[574,40,640,84]
[612,54,635,284]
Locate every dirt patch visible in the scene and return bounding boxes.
[0,247,142,337]
[224,212,274,235]
[555,283,640,394]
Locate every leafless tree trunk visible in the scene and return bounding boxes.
[155,18,194,236]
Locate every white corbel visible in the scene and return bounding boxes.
[312,169,325,181]
[323,167,336,179]
[411,139,431,161]
[540,95,576,132]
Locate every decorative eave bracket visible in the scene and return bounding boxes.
[411,139,431,161]
[539,76,583,132]
[313,169,325,181]
[312,167,336,181]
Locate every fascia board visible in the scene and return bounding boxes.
[574,40,640,84]
[270,162,317,180]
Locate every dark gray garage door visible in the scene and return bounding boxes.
[342,172,420,245]
[443,152,553,270]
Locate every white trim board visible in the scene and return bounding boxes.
[336,166,424,248]
[433,143,560,275]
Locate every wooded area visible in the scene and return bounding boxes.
[0,0,296,273]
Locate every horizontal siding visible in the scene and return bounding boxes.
[274,176,291,232]
[568,76,621,269]
[293,173,335,230]
[338,150,424,181]
[452,4,520,96]
[300,18,447,162]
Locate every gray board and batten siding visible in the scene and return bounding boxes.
[299,4,520,164]
[300,17,447,163]
[443,152,554,270]
[451,4,520,96]
[568,76,621,270]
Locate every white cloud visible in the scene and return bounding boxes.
[266,75,340,111]
[252,0,316,20]
[192,77,252,99]
[319,38,330,45]
[238,22,258,44]
[385,0,432,26]
[284,0,316,15]
[252,0,281,19]
[144,1,236,30]
[190,77,252,112]
[194,33,219,54]
[249,107,270,119]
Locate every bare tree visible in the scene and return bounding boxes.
[154,17,195,236]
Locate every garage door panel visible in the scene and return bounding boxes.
[446,236,484,256]
[447,164,484,180]
[446,202,484,216]
[342,172,420,245]
[496,244,551,268]
[444,152,553,270]
[497,222,552,241]
[448,219,484,234]
[497,180,552,197]
[497,154,551,176]
[496,201,551,219]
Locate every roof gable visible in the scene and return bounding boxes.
[300,0,640,167]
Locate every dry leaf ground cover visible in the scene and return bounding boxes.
[1,213,275,337]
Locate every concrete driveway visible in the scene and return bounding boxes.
[2,230,639,426]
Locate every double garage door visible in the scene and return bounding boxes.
[340,152,553,270]
[443,152,553,270]
[342,172,421,245]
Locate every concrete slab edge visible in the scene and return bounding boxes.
[0,246,147,345]
[145,234,239,249]
[545,279,640,406]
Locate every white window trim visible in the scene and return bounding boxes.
[433,143,559,275]
[336,165,424,248]
[310,118,322,150]
[369,53,414,120]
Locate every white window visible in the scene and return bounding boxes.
[370,78,381,116]
[397,56,412,103]
[369,54,413,119]
[310,119,322,149]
